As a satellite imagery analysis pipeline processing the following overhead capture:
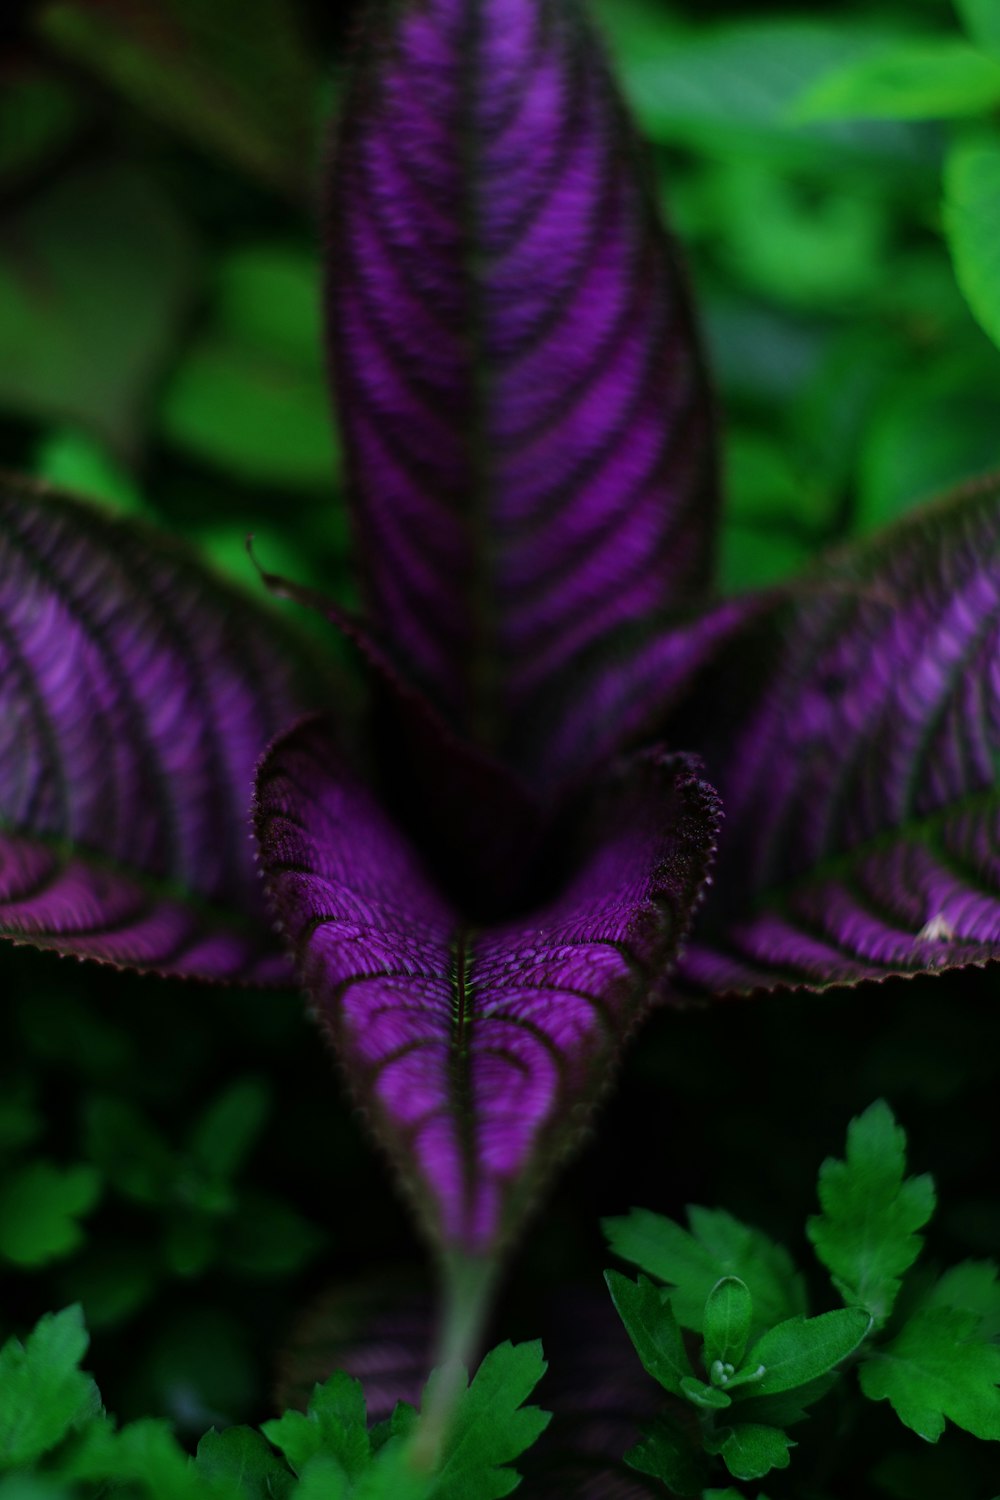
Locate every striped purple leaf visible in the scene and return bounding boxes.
[679,475,1000,996]
[255,718,720,1253]
[0,476,318,983]
[325,0,717,773]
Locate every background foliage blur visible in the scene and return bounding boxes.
[1,0,998,1492]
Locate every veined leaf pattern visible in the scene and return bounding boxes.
[325,0,717,761]
[0,476,318,983]
[255,718,720,1251]
[680,476,1000,994]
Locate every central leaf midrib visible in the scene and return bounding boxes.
[450,927,477,1220]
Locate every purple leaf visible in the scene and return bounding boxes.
[0,476,319,983]
[253,559,545,916]
[325,0,717,765]
[521,594,772,797]
[255,718,720,1253]
[679,475,1000,995]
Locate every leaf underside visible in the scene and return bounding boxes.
[254,718,720,1252]
[0,476,318,983]
[680,474,1000,995]
[325,0,718,773]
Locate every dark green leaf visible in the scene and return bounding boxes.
[0,163,195,453]
[604,1208,806,1335]
[956,0,1000,58]
[605,1271,694,1396]
[430,1341,550,1500]
[704,1277,753,1371]
[593,16,936,172]
[710,1424,795,1483]
[36,0,321,197]
[680,1375,731,1410]
[859,1303,1000,1441]
[195,1427,294,1499]
[924,1260,1000,1340]
[744,1309,871,1396]
[945,135,1000,354]
[188,1078,270,1182]
[807,1101,935,1322]
[624,1410,709,1497]
[796,39,1000,120]
[0,1307,99,1467]
[0,1162,100,1266]
[262,1372,370,1479]
[731,1373,836,1428]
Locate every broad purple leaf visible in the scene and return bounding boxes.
[255,718,720,1253]
[680,475,1000,995]
[325,0,717,763]
[0,475,319,983]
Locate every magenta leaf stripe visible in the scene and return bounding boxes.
[325,0,717,766]
[0,476,319,983]
[679,476,1000,996]
[255,717,721,1252]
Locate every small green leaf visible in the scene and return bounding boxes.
[34,429,148,517]
[710,1424,794,1483]
[62,1414,207,1500]
[430,1341,550,1500]
[604,1208,805,1336]
[605,1271,694,1396]
[807,1100,935,1322]
[795,39,1000,120]
[0,1307,99,1467]
[0,163,195,452]
[195,1427,294,1499]
[625,1410,708,1497]
[859,1303,1000,1442]
[945,135,1000,355]
[743,1309,871,1396]
[732,1373,836,1428]
[956,0,1000,59]
[262,1371,370,1479]
[0,1163,101,1266]
[680,1375,732,1410]
[704,1277,753,1370]
[924,1260,1000,1340]
[188,1078,270,1181]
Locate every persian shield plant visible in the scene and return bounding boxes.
[3,0,1000,1373]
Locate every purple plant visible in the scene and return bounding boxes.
[3,0,1000,1359]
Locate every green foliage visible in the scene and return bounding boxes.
[944,135,1000,353]
[603,1206,806,1338]
[0,163,195,454]
[606,1101,1000,1491]
[0,1308,99,1468]
[807,1099,935,1323]
[859,1302,1000,1443]
[0,1311,547,1500]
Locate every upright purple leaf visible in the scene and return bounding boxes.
[255,718,720,1254]
[0,475,320,983]
[325,0,717,764]
[680,475,1000,996]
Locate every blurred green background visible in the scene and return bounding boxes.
[1,0,999,1492]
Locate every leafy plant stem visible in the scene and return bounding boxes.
[410,1252,499,1468]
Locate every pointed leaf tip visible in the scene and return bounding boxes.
[255,720,720,1253]
[326,0,718,770]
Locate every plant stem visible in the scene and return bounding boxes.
[409,1252,498,1470]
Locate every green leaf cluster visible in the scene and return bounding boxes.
[605,1101,1000,1493]
[0,1309,548,1500]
